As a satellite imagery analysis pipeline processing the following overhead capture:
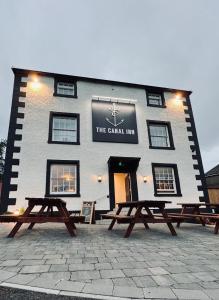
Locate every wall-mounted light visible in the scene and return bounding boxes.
[30,75,41,91]
[97,175,102,182]
[143,176,147,183]
[14,209,20,216]
[174,93,182,105]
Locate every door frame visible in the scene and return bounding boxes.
[108,157,140,210]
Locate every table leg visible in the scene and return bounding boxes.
[214,221,219,234]
[195,207,206,227]
[124,222,135,238]
[160,206,177,236]
[177,206,186,228]
[57,204,77,235]
[28,205,47,230]
[108,206,122,231]
[8,204,34,238]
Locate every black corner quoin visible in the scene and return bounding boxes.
[152,163,182,197]
[53,76,77,98]
[146,88,166,108]
[146,120,175,150]
[48,111,80,145]
[45,160,80,197]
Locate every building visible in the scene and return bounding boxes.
[206,164,219,204]
[0,68,208,216]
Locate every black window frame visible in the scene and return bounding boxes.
[147,120,175,150]
[146,89,166,108]
[152,163,182,197]
[48,112,80,145]
[45,160,80,197]
[53,77,77,98]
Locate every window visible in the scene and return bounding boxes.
[48,112,80,145]
[147,121,174,149]
[54,77,77,98]
[46,160,80,197]
[152,163,182,196]
[146,90,165,107]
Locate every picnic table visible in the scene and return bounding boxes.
[101,200,177,238]
[6,197,85,238]
[168,202,219,234]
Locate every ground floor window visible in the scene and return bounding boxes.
[46,160,80,197]
[152,163,182,197]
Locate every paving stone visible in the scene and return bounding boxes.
[200,281,219,289]
[20,255,44,260]
[5,274,37,285]
[83,283,113,296]
[165,266,189,274]
[172,288,210,299]
[148,267,169,275]
[170,273,200,284]
[146,260,169,267]
[0,270,17,282]
[92,278,113,285]
[112,277,136,287]
[40,272,71,280]
[143,287,177,299]
[123,268,152,277]
[0,260,20,267]
[95,262,112,270]
[113,285,144,298]
[20,265,50,274]
[100,269,125,279]
[2,266,22,273]
[69,263,94,271]
[203,289,219,300]
[43,254,62,259]
[82,257,98,263]
[152,275,176,286]
[70,270,100,281]
[66,258,83,264]
[133,276,157,288]
[49,264,69,272]
[192,271,217,282]
[172,283,203,290]
[27,277,59,289]
[56,280,85,292]
[19,259,46,266]
[45,259,66,265]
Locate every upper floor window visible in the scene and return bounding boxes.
[147,120,174,150]
[152,163,182,197]
[46,160,80,197]
[146,90,165,108]
[54,77,77,98]
[48,112,80,145]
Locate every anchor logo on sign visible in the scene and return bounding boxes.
[105,103,124,127]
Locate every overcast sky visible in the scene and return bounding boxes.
[0,0,218,172]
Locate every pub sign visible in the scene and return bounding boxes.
[92,100,138,144]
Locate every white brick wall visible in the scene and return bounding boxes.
[9,75,202,211]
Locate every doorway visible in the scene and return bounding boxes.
[108,156,140,210]
[114,173,132,205]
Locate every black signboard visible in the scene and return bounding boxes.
[92,100,138,144]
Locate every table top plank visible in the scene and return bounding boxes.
[118,200,172,208]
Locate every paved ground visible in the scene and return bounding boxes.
[0,222,219,299]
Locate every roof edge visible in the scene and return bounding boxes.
[12,67,192,95]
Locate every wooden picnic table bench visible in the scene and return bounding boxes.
[5,197,85,238]
[101,200,177,238]
[168,202,219,234]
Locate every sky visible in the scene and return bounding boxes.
[0,0,218,172]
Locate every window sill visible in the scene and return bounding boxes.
[147,104,166,108]
[149,146,175,150]
[53,93,78,99]
[154,193,182,197]
[48,140,80,145]
[45,193,81,198]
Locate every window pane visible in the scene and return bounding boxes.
[149,124,170,147]
[52,116,77,142]
[154,167,176,194]
[50,164,77,194]
[57,82,74,96]
[148,93,162,106]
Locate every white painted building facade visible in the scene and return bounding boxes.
[0,68,208,215]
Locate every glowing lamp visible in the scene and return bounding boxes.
[97,175,102,182]
[30,75,41,91]
[143,176,147,183]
